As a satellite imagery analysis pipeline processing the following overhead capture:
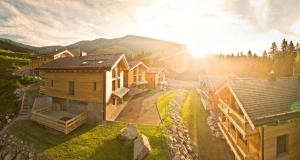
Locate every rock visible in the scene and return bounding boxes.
[133,134,151,160]
[7,119,11,123]
[4,153,14,160]
[118,124,138,141]
[172,154,181,160]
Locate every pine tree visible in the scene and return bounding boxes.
[288,41,295,55]
[247,50,252,57]
[270,42,278,55]
[263,50,267,57]
[280,38,288,54]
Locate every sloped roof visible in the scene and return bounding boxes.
[227,77,300,127]
[38,53,128,70]
[199,75,231,93]
[128,61,148,70]
[146,67,166,74]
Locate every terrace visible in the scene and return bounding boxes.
[31,107,87,134]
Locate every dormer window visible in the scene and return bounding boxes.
[81,61,88,65]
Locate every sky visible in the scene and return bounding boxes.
[0,0,300,56]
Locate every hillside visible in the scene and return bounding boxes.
[0,35,186,58]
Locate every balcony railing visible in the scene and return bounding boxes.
[218,122,259,160]
[218,99,258,137]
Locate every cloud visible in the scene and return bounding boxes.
[222,0,300,34]
[0,0,147,46]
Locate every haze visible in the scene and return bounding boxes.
[0,0,300,56]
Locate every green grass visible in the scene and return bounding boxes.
[8,120,169,160]
[156,92,177,126]
[182,90,234,160]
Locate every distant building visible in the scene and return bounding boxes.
[30,49,74,75]
[215,77,300,160]
[125,61,149,89]
[145,67,167,88]
[34,53,130,134]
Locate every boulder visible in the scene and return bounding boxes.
[118,124,138,141]
[133,134,151,160]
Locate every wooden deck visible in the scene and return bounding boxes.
[31,107,87,134]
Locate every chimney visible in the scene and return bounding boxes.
[268,70,276,82]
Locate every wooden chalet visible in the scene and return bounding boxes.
[30,49,74,75]
[33,53,130,134]
[215,77,300,160]
[198,75,229,111]
[145,67,167,88]
[124,61,149,89]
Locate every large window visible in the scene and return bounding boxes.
[93,82,97,91]
[68,81,75,95]
[277,135,288,157]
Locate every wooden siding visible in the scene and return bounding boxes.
[43,71,104,103]
[263,120,300,160]
[125,65,147,88]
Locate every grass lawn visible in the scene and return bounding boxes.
[156,91,177,126]
[182,90,234,160]
[8,120,169,160]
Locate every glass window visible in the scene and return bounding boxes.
[93,82,96,91]
[69,81,75,95]
[277,135,288,156]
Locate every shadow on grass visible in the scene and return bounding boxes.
[8,120,97,152]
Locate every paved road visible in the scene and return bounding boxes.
[115,91,163,125]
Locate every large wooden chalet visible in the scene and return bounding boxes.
[30,49,74,75]
[33,53,130,134]
[124,61,149,89]
[215,77,300,160]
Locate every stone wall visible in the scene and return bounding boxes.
[166,91,198,160]
[0,133,34,160]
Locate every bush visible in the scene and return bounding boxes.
[18,76,39,85]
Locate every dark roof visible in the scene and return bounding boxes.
[128,61,148,70]
[39,53,126,70]
[227,77,300,127]
[199,75,231,93]
[146,67,165,74]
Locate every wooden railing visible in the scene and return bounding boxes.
[218,122,259,160]
[39,86,45,94]
[31,107,87,134]
[217,99,258,137]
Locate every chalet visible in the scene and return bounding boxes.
[215,77,300,160]
[124,61,149,89]
[198,75,229,111]
[146,67,167,88]
[32,53,130,134]
[30,49,74,75]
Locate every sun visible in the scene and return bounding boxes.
[187,43,207,58]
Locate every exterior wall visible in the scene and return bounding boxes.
[43,71,104,103]
[125,65,147,88]
[105,71,112,103]
[263,120,300,160]
[52,98,104,123]
[146,73,158,88]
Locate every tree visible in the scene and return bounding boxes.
[270,42,278,55]
[263,50,267,57]
[247,50,252,57]
[280,38,288,54]
[288,41,295,56]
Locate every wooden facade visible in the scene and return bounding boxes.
[36,54,130,133]
[145,68,167,88]
[216,85,300,160]
[124,62,148,89]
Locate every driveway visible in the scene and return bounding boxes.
[115,91,163,125]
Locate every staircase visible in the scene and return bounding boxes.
[19,91,31,119]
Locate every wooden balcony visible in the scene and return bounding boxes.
[31,107,87,134]
[217,99,258,137]
[39,85,45,94]
[218,122,259,160]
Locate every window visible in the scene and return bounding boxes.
[93,82,97,91]
[51,80,53,87]
[139,75,142,81]
[117,79,121,88]
[133,76,137,82]
[277,135,288,157]
[112,80,116,91]
[68,81,75,95]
